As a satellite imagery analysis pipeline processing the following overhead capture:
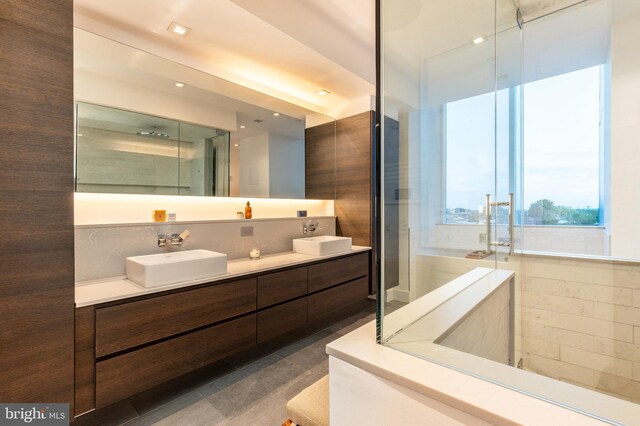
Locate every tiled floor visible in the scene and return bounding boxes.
[74,303,376,426]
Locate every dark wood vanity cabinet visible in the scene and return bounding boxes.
[95,277,257,357]
[74,250,370,416]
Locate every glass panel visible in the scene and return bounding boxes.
[74,28,335,200]
[380,0,500,339]
[76,103,181,195]
[76,102,231,196]
[178,122,230,197]
[380,0,640,423]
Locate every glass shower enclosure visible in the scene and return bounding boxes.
[379,0,640,422]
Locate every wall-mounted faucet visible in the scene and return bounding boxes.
[303,222,321,235]
[158,229,190,247]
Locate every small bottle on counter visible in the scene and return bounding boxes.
[244,201,252,219]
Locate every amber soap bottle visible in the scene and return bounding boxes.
[244,201,252,219]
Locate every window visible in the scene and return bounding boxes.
[444,65,602,226]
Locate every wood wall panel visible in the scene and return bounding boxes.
[335,111,374,247]
[305,121,336,200]
[306,111,376,294]
[0,0,74,405]
[383,116,400,289]
[75,306,95,416]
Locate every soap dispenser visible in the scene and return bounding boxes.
[244,201,252,219]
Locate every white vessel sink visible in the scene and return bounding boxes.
[126,249,227,288]
[293,236,352,256]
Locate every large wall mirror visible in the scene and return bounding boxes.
[74,28,336,199]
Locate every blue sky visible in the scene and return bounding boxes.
[446,66,601,210]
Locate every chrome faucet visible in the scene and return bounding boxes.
[303,222,321,235]
[158,230,190,247]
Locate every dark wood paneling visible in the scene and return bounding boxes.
[335,111,374,247]
[308,277,370,328]
[75,306,96,417]
[0,0,74,405]
[383,116,400,290]
[308,252,368,293]
[305,121,336,199]
[257,298,307,343]
[257,267,307,309]
[95,315,256,408]
[96,278,256,357]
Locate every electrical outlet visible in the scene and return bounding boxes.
[479,233,487,243]
[240,226,253,237]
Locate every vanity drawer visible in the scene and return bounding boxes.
[308,276,369,326]
[257,297,307,343]
[257,267,307,308]
[308,252,368,293]
[95,277,256,357]
[95,314,256,408]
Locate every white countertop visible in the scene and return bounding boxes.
[75,246,370,307]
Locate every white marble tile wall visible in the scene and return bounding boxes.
[411,251,640,403]
[75,217,336,282]
[438,281,511,365]
[519,255,640,404]
[426,224,608,256]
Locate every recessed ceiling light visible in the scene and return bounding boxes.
[174,81,185,88]
[273,112,280,116]
[317,89,330,96]
[167,22,191,36]
[240,125,246,129]
[77,134,83,137]
[472,36,485,45]
[234,143,239,147]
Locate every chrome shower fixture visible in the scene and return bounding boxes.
[136,126,170,138]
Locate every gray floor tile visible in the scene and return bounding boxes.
[73,399,139,426]
[328,311,376,335]
[200,354,306,418]
[151,399,225,426]
[225,333,301,369]
[278,330,342,371]
[128,360,236,415]
[122,391,205,426]
[275,369,325,401]
[219,393,289,426]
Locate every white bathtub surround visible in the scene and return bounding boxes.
[383,268,513,365]
[74,192,334,225]
[75,217,336,282]
[436,281,512,365]
[327,321,634,425]
[76,246,370,307]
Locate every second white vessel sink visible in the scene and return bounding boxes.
[293,236,352,256]
[126,249,227,288]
